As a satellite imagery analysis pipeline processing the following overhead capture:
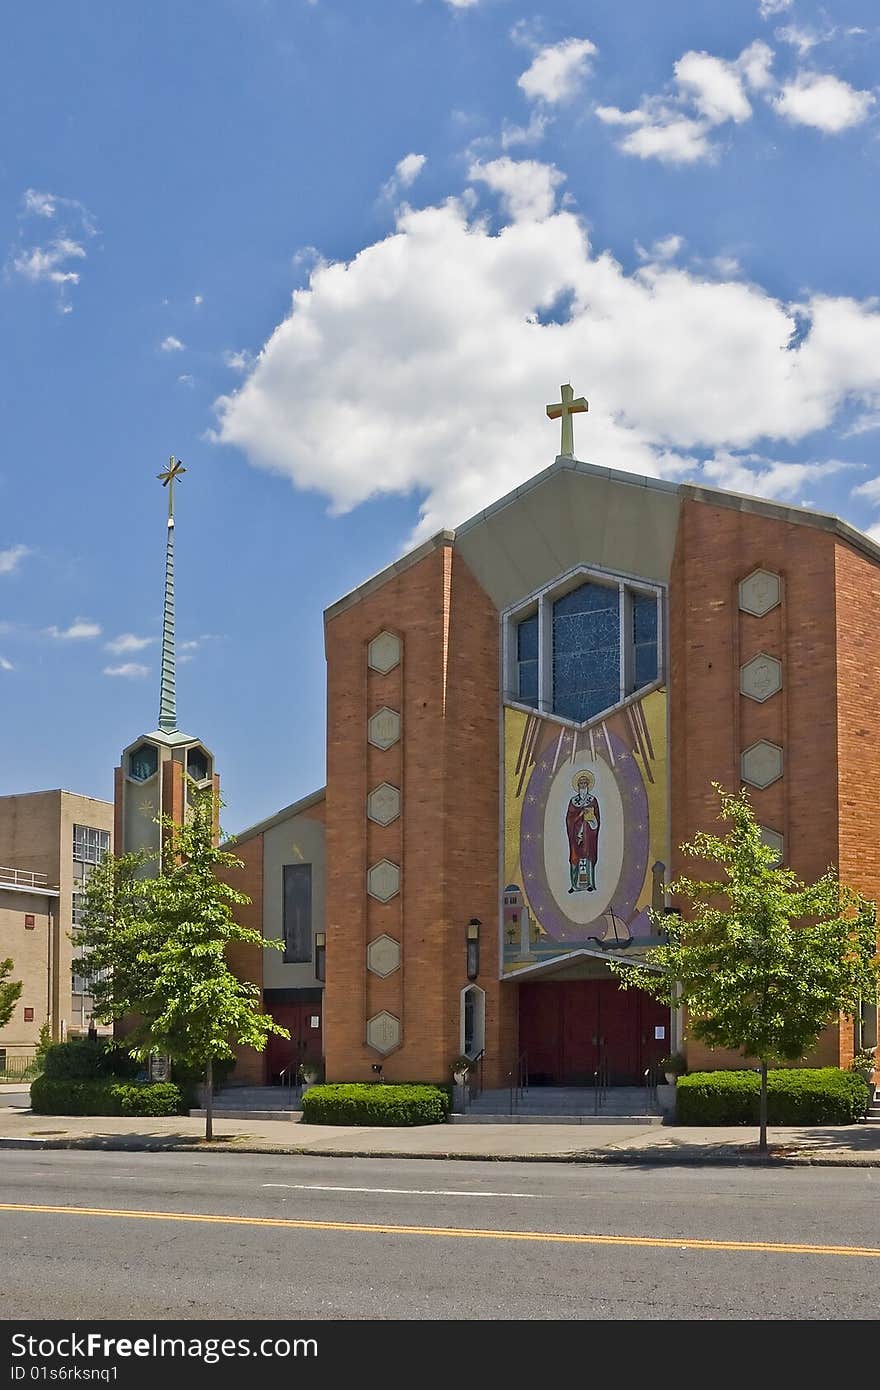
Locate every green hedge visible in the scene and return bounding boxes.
[30,1076,183,1117]
[301,1083,450,1127]
[42,1039,140,1082]
[676,1068,870,1126]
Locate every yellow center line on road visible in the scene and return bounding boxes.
[1,1201,879,1259]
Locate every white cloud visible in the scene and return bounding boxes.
[735,40,775,93]
[501,110,551,149]
[12,238,85,285]
[518,37,598,105]
[774,71,874,132]
[12,191,96,307]
[194,294,203,305]
[468,156,565,221]
[395,153,427,188]
[701,452,851,499]
[103,663,149,679]
[775,25,825,57]
[381,152,427,201]
[759,0,792,16]
[674,51,753,124]
[636,234,685,262]
[45,619,102,640]
[105,633,155,655]
[178,374,195,387]
[22,189,56,218]
[596,106,715,165]
[445,0,479,8]
[595,42,772,165]
[224,349,253,373]
[160,335,185,352]
[0,657,13,672]
[0,544,30,575]
[212,181,880,541]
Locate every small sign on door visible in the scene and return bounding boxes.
[310,1015,320,1029]
[654,1025,666,1040]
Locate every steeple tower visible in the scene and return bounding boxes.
[113,456,216,870]
[157,456,185,734]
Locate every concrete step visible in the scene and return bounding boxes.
[189,1108,300,1121]
[451,1113,663,1126]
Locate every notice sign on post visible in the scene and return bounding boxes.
[654,1026,666,1040]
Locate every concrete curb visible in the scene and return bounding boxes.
[1,1135,878,1166]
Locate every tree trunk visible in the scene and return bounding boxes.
[205,1056,213,1142]
[758,1059,768,1154]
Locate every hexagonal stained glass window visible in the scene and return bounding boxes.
[187,747,210,783]
[128,742,158,782]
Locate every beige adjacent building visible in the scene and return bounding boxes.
[0,790,113,1063]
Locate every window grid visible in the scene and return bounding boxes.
[510,572,662,726]
[72,825,110,867]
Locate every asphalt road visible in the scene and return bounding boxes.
[2,1149,879,1319]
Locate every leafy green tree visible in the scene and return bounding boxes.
[74,786,288,1139]
[610,786,880,1151]
[0,958,23,1031]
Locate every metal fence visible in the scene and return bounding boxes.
[0,1052,41,1083]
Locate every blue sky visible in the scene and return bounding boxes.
[1,0,878,833]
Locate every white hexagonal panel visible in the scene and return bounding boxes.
[759,826,784,865]
[367,707,401,750]
[739,569,781,618]
[367,858,400,902]
[368,631,402,675]
[367,934,401,978]
[367,782,401,826]
[366,1011,401,1055]
[741,740,783,789]
[740,653,782,703]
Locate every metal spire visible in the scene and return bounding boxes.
[156,456,186,734]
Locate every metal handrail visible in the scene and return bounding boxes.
[509,1051,528,1114]
[593,1057,609,1115]
[467,1049,485,1104]
[277,1066,299,1108]
[0,865,50,888]
[644,1066,659,1113]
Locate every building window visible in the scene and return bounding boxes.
[72,825,110,867]
[460,984,486,1061]
[128,743,158,782]
[516,612,539,704]
[24,1007,34,1022]
[282,864,313,964]
[24,914,35,929]
[508,568,662,726]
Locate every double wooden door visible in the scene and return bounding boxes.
[265,1003,323,1084]
[519,979,669,1085]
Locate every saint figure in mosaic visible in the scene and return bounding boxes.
[565,769,600,893]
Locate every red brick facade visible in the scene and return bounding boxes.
[320,485,874,1085]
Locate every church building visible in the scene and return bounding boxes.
[310,389,879,1089]
[116,406,880,1092]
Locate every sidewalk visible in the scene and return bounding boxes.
[1,1105,878,1165]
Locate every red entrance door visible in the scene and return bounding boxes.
[519,979,669,1085]
[266,1003,323,1084]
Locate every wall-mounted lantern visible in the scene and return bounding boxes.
[315,931,326,982]
[466,918,481,981]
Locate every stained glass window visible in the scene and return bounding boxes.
[552,583,620,723]
[632,593,659,690]
[516,613,538,704]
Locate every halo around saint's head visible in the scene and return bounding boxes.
[572,770,595,792]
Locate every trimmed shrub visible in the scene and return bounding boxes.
[30,1076,183,1117]
[676,1068,869,1126]
[42,1039,139,1082]
[301,1083,449,1127]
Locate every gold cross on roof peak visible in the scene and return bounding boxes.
[546,383,588,458]
[157,456,186,523]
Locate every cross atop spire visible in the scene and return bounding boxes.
[157,457,184,733]
[546,383,588,459]
[157,455,187,528]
